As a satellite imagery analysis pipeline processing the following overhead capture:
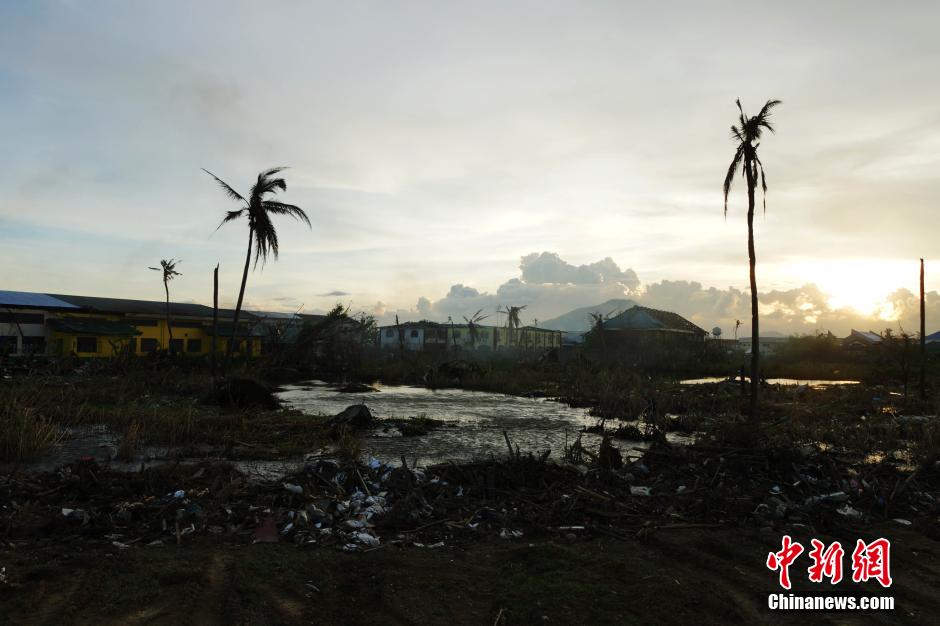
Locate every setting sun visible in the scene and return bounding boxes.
[786,259,915,321]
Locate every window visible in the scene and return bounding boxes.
[76,337,98,353]
[169,339,184,353]
[140,338,158,353]
[410,330,419,338]
[0,336,17,354]
[187,339,202,353]
[22,337,46,354]
[385,329,394,337]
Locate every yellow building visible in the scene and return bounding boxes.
[0,291,262,359]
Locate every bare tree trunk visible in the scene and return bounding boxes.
[921,258,926,400]
[165,280,174,354]
[746,161,760,423]
[212,264,219,378]
[225,227,253,372]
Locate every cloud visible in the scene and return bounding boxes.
[372,252,940,337]
[519,252,640,290]
[317,290,351,297]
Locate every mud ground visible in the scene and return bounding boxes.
[1,523,936,625]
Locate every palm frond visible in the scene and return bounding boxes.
[215,209,246,232]
[257,177,287,197]
[723,144,744,215]
[262,201,311,227]
[755,155,768,214]
[252,214,279,268]
[202,169,245,203]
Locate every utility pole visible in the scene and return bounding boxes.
[920,258,926,400]
[212,264,219,378]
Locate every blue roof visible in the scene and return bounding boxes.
[926,331,940,342]
[0,290,78,309]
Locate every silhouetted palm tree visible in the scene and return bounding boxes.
[148,259,181,353]
[462,309,489,349]
[498,305,527,348]
[723,98,781,422]
[204,167,310,368]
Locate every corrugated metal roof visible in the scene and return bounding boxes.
[0,290,79,309]
[604,306,706,335]
[846,329,882,343]
[49,294,215,318]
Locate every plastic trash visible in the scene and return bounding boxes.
[893,518,912,526]
[804,491,849,506]
[354,532,380,546]
[836,504,863,520]
[173,490,186,499]
[283,483,303,495]
[630,486,652,497]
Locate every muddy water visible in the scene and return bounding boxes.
[26,382,688,480]
[278,381,690,467]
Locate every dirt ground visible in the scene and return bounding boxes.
[1,522,936,625]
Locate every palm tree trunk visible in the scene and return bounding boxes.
[164,280,174,354]
[225,226,253,372]
[746,162,760,422]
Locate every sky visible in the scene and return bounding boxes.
[1,1,939,336]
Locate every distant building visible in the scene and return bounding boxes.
[0,289,268,358]
[583,306,706,364]
[737,336,790,356]
[842,329,883,352]
[924,331,940,352]
[377,321,561,353]
[600,306,707,341]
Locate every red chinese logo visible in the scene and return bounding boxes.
[807,539,844,584]
[767,536,892,588]
[766,535,804,589]
[851,538,892,588]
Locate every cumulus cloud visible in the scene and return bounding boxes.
[371,252,940,337]
[371,252,643,326]
[519,252,640,290]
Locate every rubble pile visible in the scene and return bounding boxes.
[1,439,938,551]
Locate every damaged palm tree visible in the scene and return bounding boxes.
[203,167,310,372]
[723,98,781,424]
[462,309,489,351]
[148,259,182,354]
[498,305,527,349]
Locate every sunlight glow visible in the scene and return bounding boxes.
[789,260,914,320]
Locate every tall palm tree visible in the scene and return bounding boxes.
[148,259,181,353]
[723,98,781,422]
[462,308,489,350]
[203,167,310,368]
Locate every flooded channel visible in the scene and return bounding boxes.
[277,381,691,467]
[680,377,859,388]
[27,381,692,480]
